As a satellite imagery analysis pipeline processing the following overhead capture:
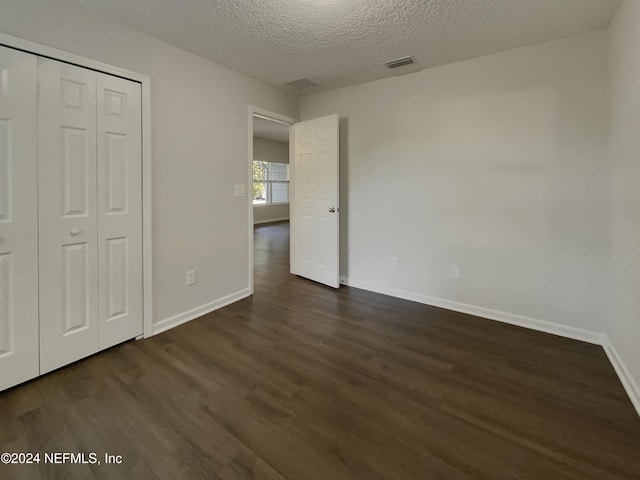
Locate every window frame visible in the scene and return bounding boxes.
[252,160,290,205]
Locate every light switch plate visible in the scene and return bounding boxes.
[234,184,245,197]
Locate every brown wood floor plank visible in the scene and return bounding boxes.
[1,221,639,479]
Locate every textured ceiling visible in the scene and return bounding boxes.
[253,116,290,143]
[69,0,621,95]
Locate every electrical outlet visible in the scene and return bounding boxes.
[391,256,399,269]
[186,270,196,286]
[450,265,460,279]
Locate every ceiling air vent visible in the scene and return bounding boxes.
[384,56,415,69]
[286,78,319,90]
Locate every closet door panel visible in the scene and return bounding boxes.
[38,58,99,374]
[97,74,143,349]
[0,46,39,390]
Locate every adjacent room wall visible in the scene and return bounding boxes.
[253,137,290,224]
[0,0,299,331]
[254,136,289,164]
[607,0,640,405]
[301,31,610,337]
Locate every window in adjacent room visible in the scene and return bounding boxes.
[252,161,289,204]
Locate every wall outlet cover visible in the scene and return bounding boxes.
[450,265,460,279]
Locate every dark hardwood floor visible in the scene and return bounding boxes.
[1,221,639,479]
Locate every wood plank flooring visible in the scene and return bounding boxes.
[1,221,639,479]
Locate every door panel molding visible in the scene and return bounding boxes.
[97,72,143,350]
[0,31,153,339]
[0,46,39,390]
[38,58,99,374]
[293,114,340,288]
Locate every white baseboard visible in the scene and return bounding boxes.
[602,338,640,417]
[152,288,251,336]
[340,277,604,344]
[340,276,639,418]
[254,217,289,225]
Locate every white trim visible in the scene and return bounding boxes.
[340,276,640,417]
[340,277,603,344]
[0,31,154,339]
[152,288,251,335]
[289,125,296,276]
[142,74,153,339]
[0,32,149,83]
[253,113,290,125]
[254,217,290,225]
[602,338,640,417]
[248,107,297,295]
[253,202,289,207]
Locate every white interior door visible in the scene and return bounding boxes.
[38,58,99,374]
[0,46,39,390]
[292,114,340,288]
[97,73,143,349]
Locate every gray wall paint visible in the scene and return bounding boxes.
[253,137,289,164]
[608,0,640,398]
[253,204,289,224]
[0,0,299,326]
[301,31,609,334]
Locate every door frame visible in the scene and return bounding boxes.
[0,32,154,339]
[248,106,297,294]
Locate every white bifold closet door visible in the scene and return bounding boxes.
[96,73,143,351]
[38,59,99,373]
[38,58,143,374]
[0,47,39,391]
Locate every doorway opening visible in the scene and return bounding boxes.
[248,109,340,292]
[248,109,296,294]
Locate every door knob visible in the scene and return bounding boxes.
[328,207,336,213]
[70,228,81,237]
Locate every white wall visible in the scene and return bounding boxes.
[301,31,610,335]
[253,137,290,224]
[607,0,640,400]
[0,0,299,330]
